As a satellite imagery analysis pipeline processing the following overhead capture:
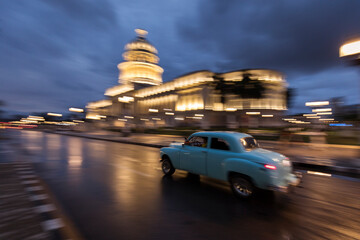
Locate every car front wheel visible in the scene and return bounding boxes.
[230,174,254,199]
[162,157,175,176]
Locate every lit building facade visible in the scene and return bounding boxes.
[87,29,288,128]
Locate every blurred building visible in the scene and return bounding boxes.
[86,29,288,129]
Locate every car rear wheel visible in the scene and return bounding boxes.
[162,157,175,176]
[230,174,254,198]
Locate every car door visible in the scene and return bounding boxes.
[207,137,232,180]
[179,136,208,175]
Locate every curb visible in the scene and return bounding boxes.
[0,161,81,240]
[293,162,360,177]
[50,131,360,177]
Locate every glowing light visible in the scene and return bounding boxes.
[307,116,320,119]
[47,113,62,117]
[86,100,111,109]
[118,119,127,122]
[69,108,84,113]
[165,112,174,115]
[262,115,273,117]
[317,112,332,115]
[135,28,148,37]
[73,120,84,123]
[152,118,161,121]
[28,116,44,121]
[124,116,134,119]
[163,108,172,111]
[312,108,332,112]
[62,121,77,125]
[27,117,44,121]
[175,117,184,121]
[264,164,277,170]
[21,120,38,124]
[283,118,296,121]
[118,96,134,103]
[340,39,360,57]
[305,101,329,106]
[225,108,237,112]
[246,112,260,115]
[319,118,334,121]
[105,84,134,96]
[195,114,204,117]
[149,108,158,112]
[140,118,149,121]
[303,114,317,117]
[307,171,332,177]
[86,113,100,120]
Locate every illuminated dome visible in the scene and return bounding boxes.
[118,29,163,86]
[123,29,159,64]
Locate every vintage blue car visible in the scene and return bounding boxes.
[160,131,301,198]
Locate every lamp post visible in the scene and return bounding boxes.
[340,38,360,151]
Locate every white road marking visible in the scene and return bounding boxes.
[19,175,36,179]
[41,219,64,231]
[22,180,39,184]
[26,186,43,192]
[29,194,48,201]
[0,150,13,154]
[14,167,32,170]
[17,171,34,174]
[33,204,56,213]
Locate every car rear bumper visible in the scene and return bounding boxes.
[268,171,303,193]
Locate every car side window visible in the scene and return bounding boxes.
[188,136,208,148]
[210,138,230,151]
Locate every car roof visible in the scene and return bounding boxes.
[192,131,252,139]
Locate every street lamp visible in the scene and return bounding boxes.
[340,39,360,65]
[340,38,360,150]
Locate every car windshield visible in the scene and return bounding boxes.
[240,137,259,151]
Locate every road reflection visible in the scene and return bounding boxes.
[68,137,83,170]
[9,131,360,240]
[46,134,61,160]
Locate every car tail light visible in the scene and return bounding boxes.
[264,164,277,170]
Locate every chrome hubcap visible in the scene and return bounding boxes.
[162,161,170,173]
[233,179,252,197]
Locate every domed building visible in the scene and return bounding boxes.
[86,29,288,128]
[119,29,163,86]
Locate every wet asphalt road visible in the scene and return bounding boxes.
[8,130,360,240]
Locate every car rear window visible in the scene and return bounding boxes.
[240,137,259,151]
[210,138,230,151]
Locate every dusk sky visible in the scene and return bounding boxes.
[1,0,360,115]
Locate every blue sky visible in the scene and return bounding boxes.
[1,0,359,114]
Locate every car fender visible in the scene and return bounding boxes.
[160,147,181,169]
[223,158,271,189]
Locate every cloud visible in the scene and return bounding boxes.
[0,0,359,114]
[0,0,123,112]
[177,0,360,75]
[176,0,360,113]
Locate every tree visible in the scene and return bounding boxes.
[212,74,231,105]
[286,88,296,109]
[211,72,266,105]
[233,73,265,99]
[0,100,5,121]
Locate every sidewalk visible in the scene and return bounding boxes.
[0,139,82,240]
[53,130,360,176]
